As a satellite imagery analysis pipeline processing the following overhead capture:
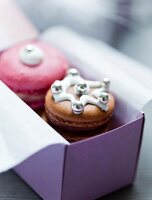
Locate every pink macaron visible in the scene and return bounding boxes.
[0,40,69,109]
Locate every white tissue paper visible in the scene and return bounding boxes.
[41,26,152,141]
[41,27,152,111]
[0,82,68,173]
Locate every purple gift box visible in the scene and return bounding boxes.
[0,62,144,200]
[13,89,144,200]
[14,112,144,200]
[0,25,145,199]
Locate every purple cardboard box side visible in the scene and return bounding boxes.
[14,144,66,200]
[14,112,144,200]
[62,115,144,200]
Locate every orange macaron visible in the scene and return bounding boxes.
[45,68,115,141]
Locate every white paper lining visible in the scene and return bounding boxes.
[0,82,69,173]
[41,27,152,112]
[85,37,152,93]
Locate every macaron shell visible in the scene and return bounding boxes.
[41,110,111,142]
[45,90,115,131]
[0,40,69,109]
[17,91,45,102]
[28,100,44,109]
[56,122,111,142]
[0,40,68,91]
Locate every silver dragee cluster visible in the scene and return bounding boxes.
[51,68,110,114]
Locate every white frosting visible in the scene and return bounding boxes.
[19,44,44,66]
[51,68,110,114]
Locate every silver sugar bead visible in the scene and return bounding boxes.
[76,82,89,95]
[67,68,79,76]
[24,45,34,53]
[72,101,84,114]
[98,92,109,104]
[51,81,63,94]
